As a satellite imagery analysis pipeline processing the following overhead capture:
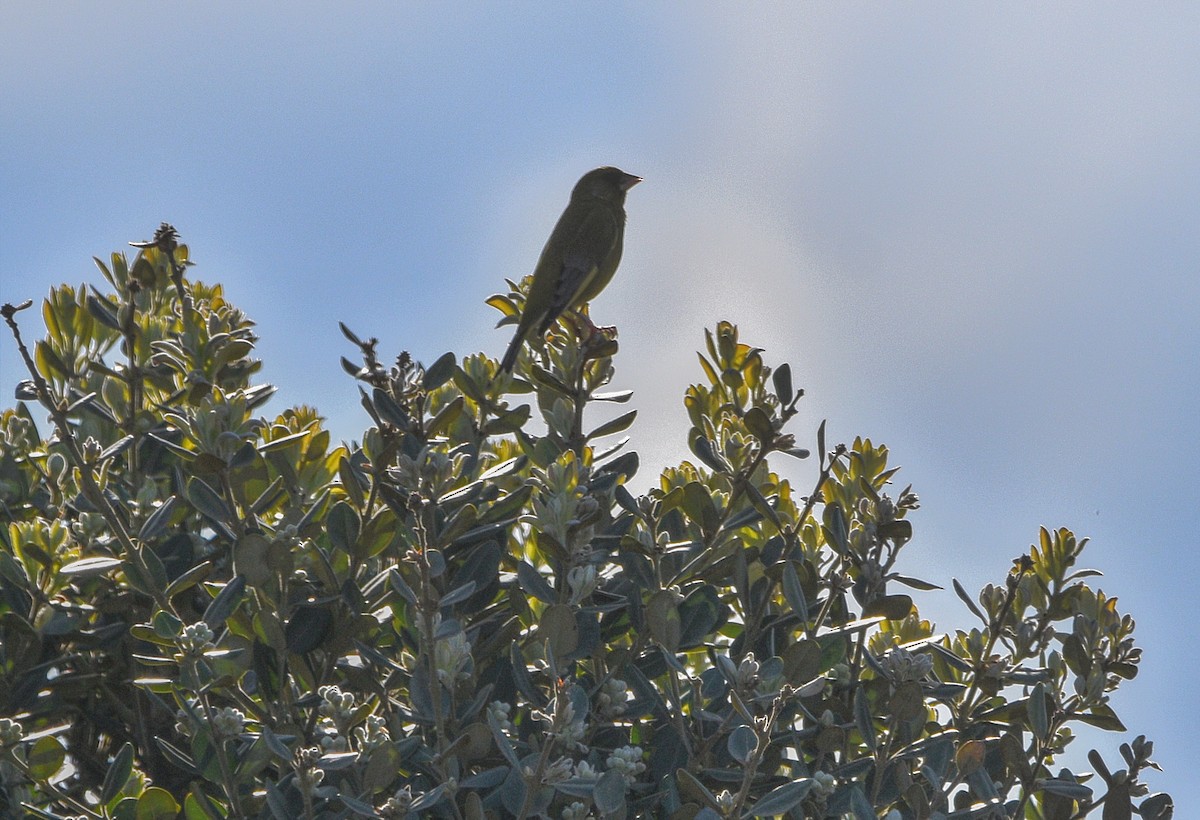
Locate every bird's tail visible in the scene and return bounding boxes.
[499,331,524,373]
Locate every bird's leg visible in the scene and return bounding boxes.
[566,307,617,340]
[567,308,618,363]
[563,308,597,339]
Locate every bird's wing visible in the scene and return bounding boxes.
[540,204,619,332]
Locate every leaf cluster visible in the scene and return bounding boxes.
[0,234,1172,819]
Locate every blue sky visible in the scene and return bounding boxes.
[3,4,1196,807]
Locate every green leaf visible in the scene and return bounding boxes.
[185,783,226,820]
[428,395,465,436]
[35,340,71,379]
[336,456,365,509]
[1038,778,1093,800]
[257,727,292,763]
[102,741,135,804]
[517,561,555,604]
[727,724,757,764]
[1103,784,1133,820]
[889,680,926,722]
[478,454,526,482]
[257,429,310,453]
[499,758,552,817]
[540,603,578,660]
[719,503,762,534]
[1138,793,1174,820]
[286,605,333,654]
[688,431,731,473]
[203,575,246,629]
[484,404,531,436]
[99,434,135,461]
[593,770,627,816]
[423,351,457,391]
[745,483,782,531]
[362,742,404,794]
[487,709,519,768]
[187,477,232,525]
[772,362,793,404]
[743,406,774,441]
[136,786,180,820]
[863,594,913,620]
[448,541,501,607]
[678,584,723,648]
[326,500,361,554]
[86,292,122,330]
[1028,681,1049,741]
[389,569,419,605]
[956,739,986,775]
[461,766,508,790]
[27,735,66,780]
[296,488,332,533]
[486,291,519,319]
[445,511,510,551]
[751,778,812,817]
[264,781,291,820]
[953,578,987,624]
[148,431,196,461]
[928,641,974,673]
[153,737,197,775]
[338,321,363,345]
[334,793,376,816]
[454,366,489,403]
[782,561,808,620]
[675,767,719,809]
[553,778,597,799]
[526,363,574,396]
[877,518,912,544]
[233,534,273,587]
[1109,661,1138,680]
[252,641,282,700]
[587,409,637,441]
[440,581,477,608]
[822,503,849,554]
[647,589,681,652]
[847,784,875,820]
[782,639,821,684]
[420,547,448,581]
[139,496,179,541]
[682,481,719,534]
[372,387,410,428]
[1078,704,1126,732]
[1062,634,1090,676]
[152,610,183,639]
[60,555,122,577]
[855,687,876,750]
[890,573,941,591]
[1089,749,1112,782]
[137,545,169,593]
[64,391,102,419]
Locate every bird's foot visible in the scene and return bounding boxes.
[581,323,619,362]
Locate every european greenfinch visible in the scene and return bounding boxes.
[499,166,641,372]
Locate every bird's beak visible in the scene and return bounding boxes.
[620,173,642,191]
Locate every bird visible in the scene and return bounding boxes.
[499,166,641,372]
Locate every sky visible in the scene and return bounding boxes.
[2,3,1196,809]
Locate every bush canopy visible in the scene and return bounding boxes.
[0,225,1172,819]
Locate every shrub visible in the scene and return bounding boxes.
[0,225,1172,819]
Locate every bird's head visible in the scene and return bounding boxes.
[573,166,642,203]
